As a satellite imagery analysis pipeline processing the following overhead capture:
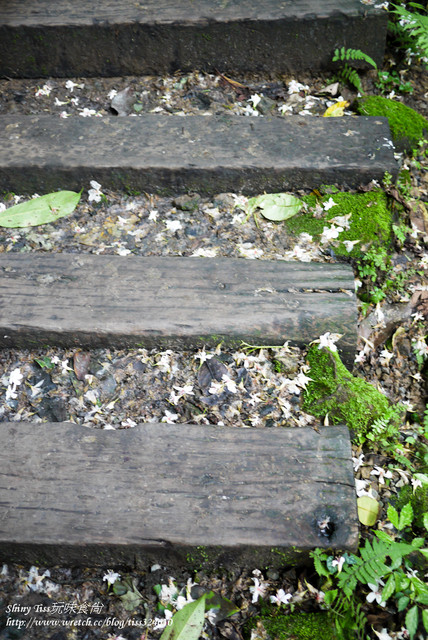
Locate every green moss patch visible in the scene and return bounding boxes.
[284,190,392,258]
[302,345,398,439]
[246,611,336,640]
[356,96,428,151]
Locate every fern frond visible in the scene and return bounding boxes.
[337,64,364,93]
[391,3,428,57]
[337,538,390,595]
[330,595,367,640]
[332,47,377,69]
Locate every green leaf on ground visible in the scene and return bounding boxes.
[0,190,81,228]
[160,595,206,640]
[246,193,303,221]
[357,496,379,526]
[204,591,239,621]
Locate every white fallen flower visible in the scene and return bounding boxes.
[165,220,182,233]
[270,589,292,605]
[329,214,351,229]
[162,410,179,423]
[65,80,84,92]
[343,239,360,252]
[238,243,264,259]
[79,107,98,117]
[352,453,365,472]
[103,570,120,586]
[9,368,23,388]
[379,349,393,365]
[370,466,393,485]
[88,180,103,203]
[413,337,428,359]
[317,331,341,352]
[248,93,262,109]
[222,374,238,393]
[322,197,337,210]
[278,103,293,114]
[35,84,52,97]
[242,104,259,117]
[59,111,71,118]
[288,80,309,94]
[320,225,343,244]
[108,89,118,100]
[191,247,218,258]
[366,580,386,607]
[249,576,269,603]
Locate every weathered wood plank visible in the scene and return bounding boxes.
[0,115,398,195]
[0,422,358,567]
[0,254,358,361]
[0,0,387,76]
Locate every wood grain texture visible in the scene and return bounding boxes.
[0,115,398,195]
[0,422,358,567]
[0,1,387,76]
[0,254,357,361]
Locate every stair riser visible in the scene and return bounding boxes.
[0,1,387,77]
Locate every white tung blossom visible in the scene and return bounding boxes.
[103,570,120,586]
[88,180,103,203]
[317,332,341,352]
[165,220,182,233]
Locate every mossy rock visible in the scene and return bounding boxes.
[355,96,428,152]
[302,345,402,439]
[284,190,392,259]
[246,611,337,640]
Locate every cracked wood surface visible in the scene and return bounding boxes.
[0,422,358,567]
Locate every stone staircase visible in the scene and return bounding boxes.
[0,0,396,568]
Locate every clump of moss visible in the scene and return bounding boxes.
[302,345,401,440]
[246,611,336,640]
[284,190,392,258]
[356,96,428,151]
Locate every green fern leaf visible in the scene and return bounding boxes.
[332,47,377,69]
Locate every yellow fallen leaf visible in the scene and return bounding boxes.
[357,496,379,526]
[322,101,350,117]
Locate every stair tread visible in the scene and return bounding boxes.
[0,114,398,194]
[0,421,358,567]
[0,254,358,361]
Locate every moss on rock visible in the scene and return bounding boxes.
[355,96,428,151]
[246,611,336,640]
[302,345,400,439]
[284,190,392,258]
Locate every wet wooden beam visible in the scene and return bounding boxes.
[0,422,358,568]
[0,254,358,363]
[0,115,398,195]
[0,0,387,76]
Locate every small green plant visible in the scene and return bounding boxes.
[366,406,403,450]
[390,3,428,62]
[376,69,414,95]
[332,47,377,93]
[311,504,428,640]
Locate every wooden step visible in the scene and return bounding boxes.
[0,0,387,77]
[0,115,398,195]
[0,421,358,568]
[0,254,358,362]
